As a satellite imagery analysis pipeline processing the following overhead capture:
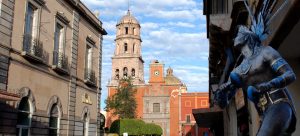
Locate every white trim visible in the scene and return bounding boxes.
[0,0,2,16]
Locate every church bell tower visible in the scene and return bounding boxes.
[110,10,144,85]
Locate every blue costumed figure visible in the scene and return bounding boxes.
[214,0,297,135]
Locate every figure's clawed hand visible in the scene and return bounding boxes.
[219,82,230,91]
[214,89,228,109]
[256,82,272,92]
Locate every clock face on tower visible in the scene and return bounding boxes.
[154,70,160,76]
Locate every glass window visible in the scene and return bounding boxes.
[49,104,60,136]
[53,22,65,67]
[186,115,191,123]
[17,97,31,136]
[54,22,65,54]
[23,2,39,50]
[85,43,93,71]
[153,103,160,113]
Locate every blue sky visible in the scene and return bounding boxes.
[81,0,209,110]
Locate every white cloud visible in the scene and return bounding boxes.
[82,0,205,21]
[145,9,204,21]
[167,22,195,28]
[102,21,117,33]
[140,22,160,32]
[81,0,209,110]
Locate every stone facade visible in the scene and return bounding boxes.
[0,0,14,92]
[0,0,106,135]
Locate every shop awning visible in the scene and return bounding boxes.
[192,107,223,128]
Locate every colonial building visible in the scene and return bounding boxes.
[194,0,300,136]
[106,10,210,136]
[0,0,106,135]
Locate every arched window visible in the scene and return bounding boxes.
[133,44,135,53]
[17,97,31,136]
[133,27,135,35]
[115,69,120,79]
[131,68,135,77]
[83,113,89,136]
[49,104,60,135]
[123,67,128,77]
[125,27,129,34]
[124,43,128,53]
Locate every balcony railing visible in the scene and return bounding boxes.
[52,51,69,74]
[84,68,96,86]
[22,34,48,63]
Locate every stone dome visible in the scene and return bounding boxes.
[117,10,139,25]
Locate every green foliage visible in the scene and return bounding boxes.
[143,123,163,136]
[110,120,120,134]
[105,77,137,119]
[110,119,163,136]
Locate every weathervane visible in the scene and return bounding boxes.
[128,0,130,12]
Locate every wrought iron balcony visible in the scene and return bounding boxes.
[84,68,97,86]
[52,51,69,74]
[22,34,48,63]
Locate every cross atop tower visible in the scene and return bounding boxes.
[127,0,130,14]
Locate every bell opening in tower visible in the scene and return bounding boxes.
[125,27,128,34]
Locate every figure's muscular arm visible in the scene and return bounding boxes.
[257,46,296,91]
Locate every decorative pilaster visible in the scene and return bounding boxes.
[97,36,103,135]
[67,11,79,136]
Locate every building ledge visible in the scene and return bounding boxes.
[0,90,20,101]
[192,107,223,128]
[21,51,45,64]
[52,65,69,75]
[84,79,96,87]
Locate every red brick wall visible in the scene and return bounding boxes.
[180,93,210,136]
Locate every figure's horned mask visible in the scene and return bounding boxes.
[234,26,260,48]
